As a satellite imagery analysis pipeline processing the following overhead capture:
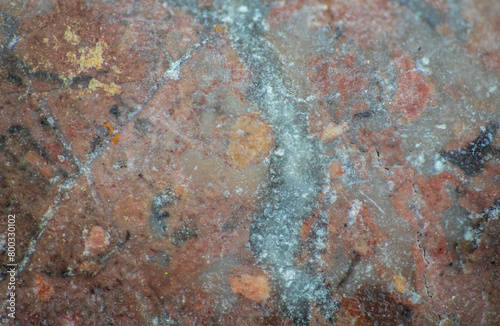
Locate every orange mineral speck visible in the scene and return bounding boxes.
[104,122,114,135]
[229,274,270,303]
[85,226,110,253]
[394,274,407,293]
[111,133,120,143]
[227,114,273,169]
[173,184,188,197]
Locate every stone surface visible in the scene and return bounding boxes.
[0,0,499,325]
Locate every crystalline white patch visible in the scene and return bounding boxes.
[434,156,445,172]
[165,60,181,80]
[221,16,234,24]
[47,117,55,127]
[347,199,362,227]
[464,229,474,241]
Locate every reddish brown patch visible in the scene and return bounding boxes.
[354,285,413,326]
[463,1,500,75]
[325,188,387,260]
[85,226,109,252]
[415,173,458,259]
[300,216,315,240]
[111,192,150,230]
[24,150,57,179]
[411,243,428,296]
[459,186,500,214]
[393,49,415,70]
[60,313,83,326]
[267,0,306,26]
[390,49,436,121]
[345,205,387,257]
[309,54,370,118]
[34,274,54,301]
[319,0,396,47]
[328,160,344,179]
[357,127,405,166]
[392,70,435,121]
[340,297,372,326]
[166,9,202,61]
[388,167,417,228]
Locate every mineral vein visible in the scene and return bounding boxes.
[206,1,339,324]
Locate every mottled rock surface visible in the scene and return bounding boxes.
[0,0,499,325]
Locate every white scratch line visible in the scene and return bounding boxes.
[359,190,385,215]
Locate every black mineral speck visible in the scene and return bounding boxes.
[109,105,120,117]
[333,26,343,39]
[89,136,102,153]
[0,135,6,149]
[39,118,50,128]
[402,308,412,319]
[354,110,373,119]
[441,123,499,176]
[7,72,24,87]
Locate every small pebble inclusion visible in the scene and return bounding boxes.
[0,0,499,325]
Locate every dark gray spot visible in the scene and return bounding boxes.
[109,105,120,117]
[170,225,196,247]
[112,160,127,169]
[441,123,499,176]
[148,250,171,267]
[149,189,177,239]
[353,110,373,119]
[396,0,443,28]
[134,118,153,135]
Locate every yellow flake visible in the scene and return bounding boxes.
[66,42,108,74]
[63,26,81,45]
[88,78,121,96]
[111,65,122,74]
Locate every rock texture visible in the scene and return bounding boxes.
[0,0,499,325]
